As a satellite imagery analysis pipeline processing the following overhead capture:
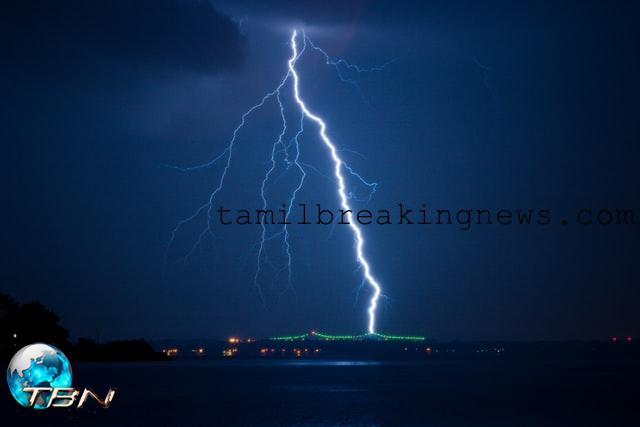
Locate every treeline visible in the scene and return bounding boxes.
[0,294,165,362]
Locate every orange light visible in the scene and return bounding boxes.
[163,348,179,356]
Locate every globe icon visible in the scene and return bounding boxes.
[6,343,73,409]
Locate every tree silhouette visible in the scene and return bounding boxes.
[0,294,70,355]
[0,294,21,348]
[1,294,163,361]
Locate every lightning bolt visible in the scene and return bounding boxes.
[307,37,399,103]
[166,29,389,334]
[166,71,290,286]
[288,30,382,333]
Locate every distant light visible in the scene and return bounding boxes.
[612,336,618,342]
[12,333,17,339]
[163,348,179,356]
[228,337,240,344]
[222,348,238,357]
[626,337,632,342]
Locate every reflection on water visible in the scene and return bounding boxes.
[264,360,381,367]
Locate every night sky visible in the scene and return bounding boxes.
[2,1,638,341]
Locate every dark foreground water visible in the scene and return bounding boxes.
[3,359,639,426]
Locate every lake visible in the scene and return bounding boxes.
[2,359,639,426]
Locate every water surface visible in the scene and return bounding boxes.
[2,359,638,426]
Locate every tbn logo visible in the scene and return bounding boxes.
[7,343,116,410]
[23,387,116,409]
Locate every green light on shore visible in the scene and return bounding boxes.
[269,331,425,341]
[312,331,368,340]
[269,333,310,341]
[373,333,425,341]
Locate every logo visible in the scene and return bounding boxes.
[6,343,116,409]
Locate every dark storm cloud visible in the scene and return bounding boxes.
[217,0,636,38]
[213,0,522,29]
[2,0,245,76]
